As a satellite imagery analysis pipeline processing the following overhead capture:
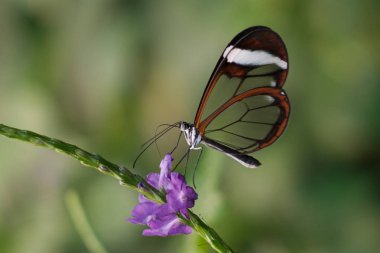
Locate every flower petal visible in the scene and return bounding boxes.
[128,201,160,225]
[166,182,198,212]
[143,213,192,236]
[146,173,160,189]
[158,153,173,189]
[164,172,186,193]
[160,153,173,172]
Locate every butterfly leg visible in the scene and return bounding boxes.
[192,147,203,189]
[170,130,183,154]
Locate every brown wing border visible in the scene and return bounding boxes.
[198,87,290,152]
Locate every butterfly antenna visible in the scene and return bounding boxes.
[133,122,180,168]
[154,122,183,158]
[153,124,169,158]
[140,123,178,149]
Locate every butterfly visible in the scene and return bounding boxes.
[134,26,290,169]
[179,26,290,168]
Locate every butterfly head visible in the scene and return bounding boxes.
[180,122,202,150]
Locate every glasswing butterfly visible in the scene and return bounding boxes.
[135,26,290,168]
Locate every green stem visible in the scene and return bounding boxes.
[188,211,234,253]
[65,190,109,253]
[0,124,163,202]
[0,123,234,253]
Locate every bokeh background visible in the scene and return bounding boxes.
[1,1,379,253]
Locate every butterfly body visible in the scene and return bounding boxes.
[180,121,261,168]
[180,122,201,150]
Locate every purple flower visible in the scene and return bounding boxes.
[166,173,197,218]
[128,153,197,236]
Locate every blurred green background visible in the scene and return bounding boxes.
[1,0,379,252]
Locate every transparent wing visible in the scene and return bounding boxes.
[195,26,290,153]
[201,87,290,153]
